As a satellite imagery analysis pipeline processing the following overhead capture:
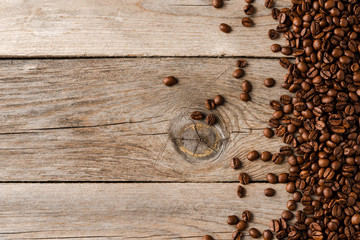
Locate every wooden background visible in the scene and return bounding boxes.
[0,0,294,239]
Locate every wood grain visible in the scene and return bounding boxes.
[0,57,291,181]
[0,0,290,57]
[0,183,292,239]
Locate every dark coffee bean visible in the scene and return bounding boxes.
[219,23,231,33]
[213,95,224,105]
[249,228,261,238]
[240,92,251,102]
[247,150,259,161]
[190,111,204,120]
[279,57,290,68]
[268,29,279,40]
[277,173,288,183]
[260,151,272,161]
[239,173,250,185]
[272,153,283,164]
[206,114,216,125]
[236,59,248,68]
[286,182,296,193]
[242,17,254,27]
[270,219,280,232]
[205,99,216,110]
[237,185,245,198]
[242,210,251,222]
[263,128,274,138]
[242,80,252,93]
[281,46,292,55]
[227,215,239,225]
[212,0,223,8]
[264,78,276,87]
[244,4,255,15]
[236,220,248,231]
[264,0,274,8]
[271,8,280,20]
[233,69,245,78]
[264,188,276,196]
[230,157,241,169]
[203,235,214,240]
[263,230,273,240]
[287,200,296,211]
[163,76,178,86]
[281,210,293,220]
[266,173,278,184]
[232,230,243,240]
[270,44,281,52]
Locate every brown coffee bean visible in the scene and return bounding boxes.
[219,23,231,33]
[236,220,248,231]
[272,153,283,164]
[260,151,272,161]
[232,230,243,240]
[230,157,241,169]
[190,111,204,120]
[212,0,223,8]
[247,150,259,161]
[227,215,239,225]
[242,17,254,27]
[281,210,293,220]
[264,78,275,87]
[277,173,288,183]
[263,128,274,138]
[244,4,255,15]
[236,59,248,68]
[287,200,296,211]
[213,95,224,106]
[266,173,278,184]
[240,92,251,102]
[279,57,290,68]
[163,76,178,86]
[242,80,252,93]
[264,0,274,8]
[206,114,217,125]
[249,228,261,238]
[271,8,280,20]
[239,173,250,185]
[286,182,295,193]
[237,185,245,198]
[264,188,276,197]
[242,210,251,222]
[263,230,273,240]
[281,46,292,55]
[205,99,216,110]
[233,68,245,78]
[270,44,281,52]
[203,235,214,240]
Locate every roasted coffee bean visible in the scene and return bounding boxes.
[213,95,224,106]
[264,0,274,8]
[268,29,279,40]
[278,173,288,183]
[263,128,274,138]
[242,17,254,27]
[261,151,272,161]
[287,200,296,211]
[264,188,276,197]
[163,76,178,86]
[219,23,231,33]
[227,215,239,225]
[205,99,216,110]
[244,4,255,15]
[242,210,251,222]
[232,230,243,240]
[279,58,290,68]
[270,219,280,232]
[190,111,204,120]
[272,153,283,164]
[263,230,273,240]
[237,185,245,198]
[239,173,250,185]
[236,220,248,231]
[242,80,252,93]
[212,0,223,8]
[271,44,282,52]
[203,235,214,240]
[249,228,261,238]
[240,92,251,102]
[266,173,278,184]
[236,59,248,68]
[206,114,216,125]
[247,150,259,161]
[271,8,280,20]
[281,210,293,220]
[233,69,245,78]
[230,157,241,169]
[264,78,276,87]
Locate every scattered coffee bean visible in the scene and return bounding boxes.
[266,173,277,184]
[227,215,239,225]
[264,188,275,197]
[270,44,281,52]
[287,200,296,211]
[260,151,272,162]
[236,220,248,231]
[277,173,288,183]
[264,78,275,87]
[230,157,241,169]
[239,173,250,185]
[203,235,214,240]
[212,0,223,8]
[249,228,261,238]
[233,68,245,78]
[264,0,274,8]
[213,95,224,106]
[247,150,259,161]
[268,29,279,40]
[163,76,178,86]
[237,185,245,198]
[205,99,216,110]
[235,59,248,68]
[242,210,251,222]
[241,80,252,93]
[206,114,216,125]
[232,230,243,240]
[271,8,280,20]
[263,230,273,240]
[240,92,251,102]
[190,111,204,120]
[244,4,255,15]
[281,210,293,221]
[242,17,254,27]
[219,23,231,33]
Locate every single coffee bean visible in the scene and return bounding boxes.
[212,0,223,8]
[242,17,254,27]
[206,114,217,125]
[263,230,273,240]
[230,157,241,169]
[281,210,293,220]
[268,29,279,40]
[242,210,251,222]
[351,213,360,225]
[233,68,245,78]
[247,150,259,161]
[281,46,292,55]
[244,4,255,15]
[277,173,288,183]
[279,57,290,68]
[271,8,280,20]
[205,99,216,110]
[260,151,272,161]
[227,215,239,225]
[264,188,276,197]
[237,185,245,198]
[213,95,224,105]
[240,92,251,101]
[272,153,283,164]
[264,78,275,87]
[249,228,261,238]
[266,173,278,184]
[236,220,248,231]
[287,200,296,211]
[286,182,295,193]
[232,230,243,240]
[264,0,274,8]
[242,80,252,92]
[219,23,231,33]
[236,59,248,68]
[203,235,214,240]
[270,44,281,52]
[163,76,178,86]
[239,173,250,185]
[190,111,204,120]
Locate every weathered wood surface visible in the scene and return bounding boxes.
[0,183,291,239]
[0,0,290,57]
[0,58,289,181]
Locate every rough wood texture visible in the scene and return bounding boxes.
[0,183,291,239]
[0,58,290,181]
[0,0,290,57]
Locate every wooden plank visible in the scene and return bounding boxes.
[0,58,289,181]
[0,183,291,239]
[0,0,289,57]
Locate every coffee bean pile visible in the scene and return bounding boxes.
[189,95,226,126]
